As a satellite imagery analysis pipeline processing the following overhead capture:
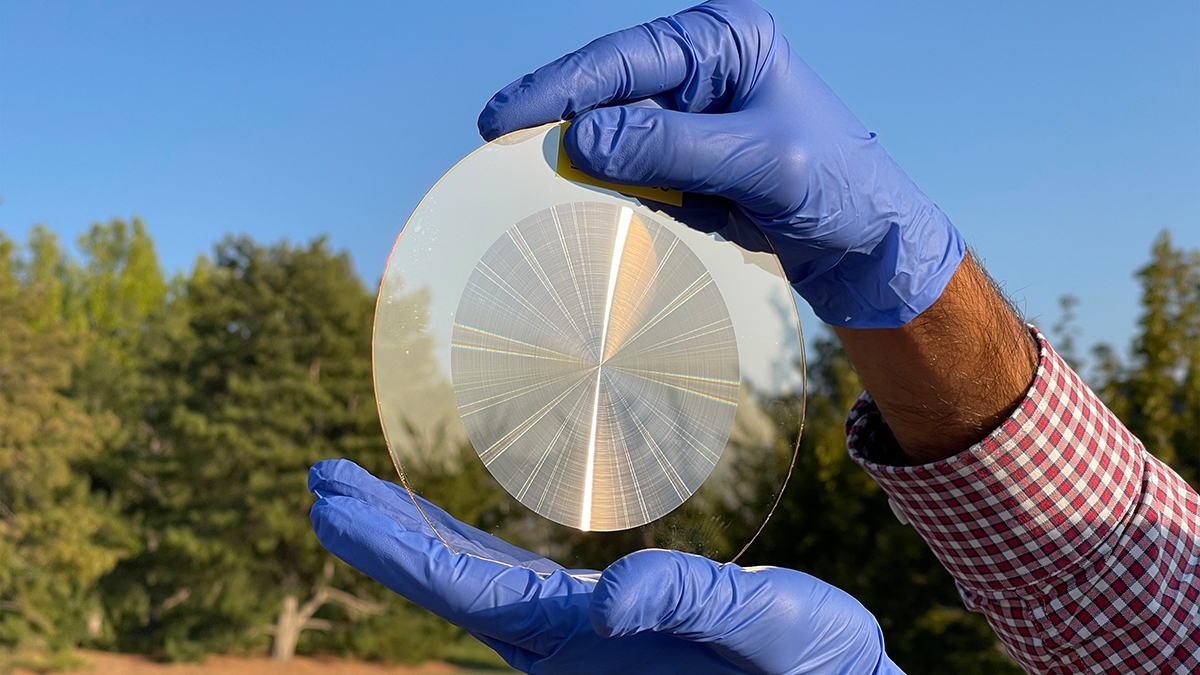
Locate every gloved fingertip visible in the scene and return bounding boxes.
[477,74,551,141]
[309,495,366,536]
[589,549,689,638]
[307,490,335,514]
[308,459,340,493]
[477,72,535,141]
[307,458,373,496]
[308,497,342,544]
[477,96,506,142]
[563,107,643,183]
[560,109,605,172]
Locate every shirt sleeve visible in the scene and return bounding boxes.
[846,327,1200,674]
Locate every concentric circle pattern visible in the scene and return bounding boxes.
[450,202,740,531]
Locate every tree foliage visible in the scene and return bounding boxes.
[97,235,419,660]
[1091,231,1199,488]
[0,230,131,670]
[2,221,1194,672]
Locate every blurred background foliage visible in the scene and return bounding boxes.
[0,220,1195,673]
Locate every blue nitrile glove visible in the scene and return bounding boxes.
[309,459,903,675]
[477,0,964,328]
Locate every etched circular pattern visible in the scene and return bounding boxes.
[450,202,740,531]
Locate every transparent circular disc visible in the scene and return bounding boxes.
[374,123,805,567]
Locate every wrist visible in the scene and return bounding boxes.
[833,254,1038,463]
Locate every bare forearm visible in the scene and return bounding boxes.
[833,254,1039,465]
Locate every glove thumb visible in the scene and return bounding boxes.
[564,105,771,205]
[590,549,898,675]
[589,549,781,644]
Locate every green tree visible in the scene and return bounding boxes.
[1050,293,1083,372]
[66,218,169,415]
[0,230,131,670]
[99,235,440,662]
[62,218,206,653]
[1093,230,1199,488]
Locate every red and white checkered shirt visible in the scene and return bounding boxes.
[846,328,1200,674]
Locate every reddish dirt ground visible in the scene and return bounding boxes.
[17,650,480,675]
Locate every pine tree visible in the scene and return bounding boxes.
[1094,231,1199,488]
[0,230,131,670]
[67,218,169,414]
[100,235,413,660]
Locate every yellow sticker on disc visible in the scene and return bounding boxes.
[556,122,684,207]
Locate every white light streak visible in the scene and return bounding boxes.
[580,206,633,531]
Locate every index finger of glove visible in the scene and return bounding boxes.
[479,0,781,141]
[478,19,689,141]
[312,495,591,651]
[309,460,565,575]
[309,459,428,532]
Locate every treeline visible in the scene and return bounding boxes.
[0,220,1195,674]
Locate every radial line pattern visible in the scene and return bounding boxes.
[451,202,740,531]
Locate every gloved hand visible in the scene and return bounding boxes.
[310,459,903,674]
[477,0,964,329]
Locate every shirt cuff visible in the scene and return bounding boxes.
[845,326,1143,592]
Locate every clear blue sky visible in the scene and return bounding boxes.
[2,0,1197,360]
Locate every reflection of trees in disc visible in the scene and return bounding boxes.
[450,202,739,532]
